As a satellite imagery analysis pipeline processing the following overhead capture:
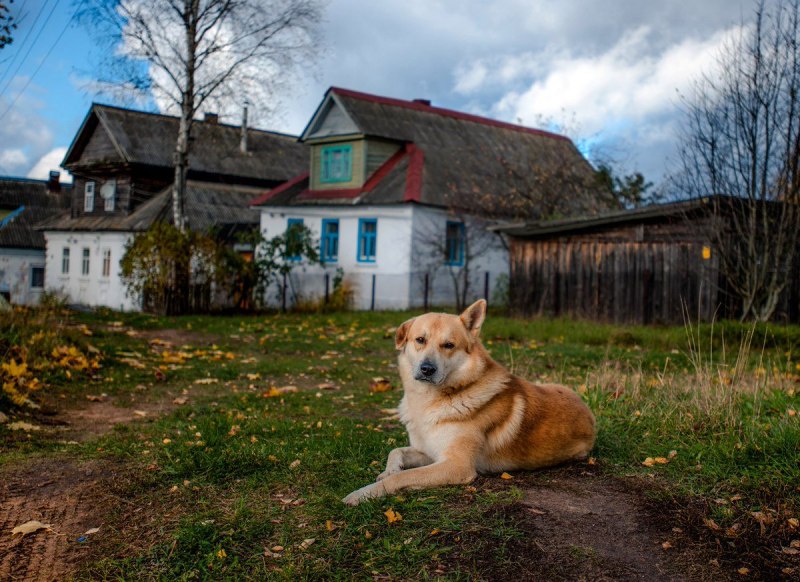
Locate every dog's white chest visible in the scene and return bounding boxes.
[399,395,464,462]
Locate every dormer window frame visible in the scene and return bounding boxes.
[320,144,353,184]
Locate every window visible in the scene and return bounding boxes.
[321,219,339,263]
[445,221,465,266]
[102,248,111,277]
[30,266,44,289]
[286,218,304,261]
[101,179,116,212]
[84,181,95,212]
[61,247,70,274]
[320,144,352,183]
[357,218,377,262]
[81,248,90,276]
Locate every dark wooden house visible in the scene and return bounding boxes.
[497,197,800,324]
[37,104,308,311]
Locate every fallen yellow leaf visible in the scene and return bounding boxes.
[500,472,513,480]
[384,508,403,524]
[738,567,750,575]
[369,378,393,393]
[12,520,52,536]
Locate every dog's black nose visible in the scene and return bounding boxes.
[419,361,437,377]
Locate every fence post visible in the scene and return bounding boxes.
[325,273,330,304]
[484,271,490,303]
[371,274,376,311]
[424,273,429,311]
[282,272,287,312]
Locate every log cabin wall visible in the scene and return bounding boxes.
[508,219,731,324]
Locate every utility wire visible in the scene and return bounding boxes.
[0,0,59,98]
[0,0,52,88]
[0,0,83,122]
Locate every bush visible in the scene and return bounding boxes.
[0,308,100,410]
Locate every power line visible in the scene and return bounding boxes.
[0,0,59,98]
[0,0,52,90]
[0,1,83,122]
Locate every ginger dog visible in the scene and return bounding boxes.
[343,299,595,505]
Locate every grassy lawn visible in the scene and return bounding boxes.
[1,306,799,579]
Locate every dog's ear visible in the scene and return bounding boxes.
[460,299,487,337]
[394,317,415,350]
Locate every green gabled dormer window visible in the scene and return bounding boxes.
[320,144,352,183]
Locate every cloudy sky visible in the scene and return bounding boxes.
[0,0,762,186]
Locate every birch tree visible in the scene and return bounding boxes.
[80,0,322,230]
[677,0,800,321]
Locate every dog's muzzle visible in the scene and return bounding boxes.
[415,359,438,383]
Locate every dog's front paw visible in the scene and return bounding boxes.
[342,482,385,505]
[376,467,401,481]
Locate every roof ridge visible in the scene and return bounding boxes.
[0,176,70,185]
[329,87,571,142]
[91,103,300,140]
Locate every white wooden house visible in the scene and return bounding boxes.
[0,174,71,305]
[252,88,607,310]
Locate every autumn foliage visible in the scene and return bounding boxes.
[0,307,101,409]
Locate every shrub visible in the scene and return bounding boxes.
[0,308,100,410]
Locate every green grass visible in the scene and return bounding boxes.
[2,307,799,579]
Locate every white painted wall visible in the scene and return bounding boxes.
[258,204,509,310]
[44,231,139,311]
[260,205,414,310]
[0,248,46,305]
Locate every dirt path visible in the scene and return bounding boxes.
[0,458,121,582]
[515,474,715,581]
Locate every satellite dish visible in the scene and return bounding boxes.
[100,180,116,200]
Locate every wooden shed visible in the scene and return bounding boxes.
[497,198,784,324]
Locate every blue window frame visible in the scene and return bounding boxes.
[286,218,304,261]
[320,144,352,183]
[445,221,465,266]
[321,219,339,263]
[357,218,377,263]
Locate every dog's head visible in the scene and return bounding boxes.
[395,299,487,387]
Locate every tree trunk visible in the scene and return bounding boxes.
[171,0,198,232]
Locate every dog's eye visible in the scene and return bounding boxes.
[415,336,425,344]
[443,342,455,349]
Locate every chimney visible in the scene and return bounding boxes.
[240,101,249,153]
[204,112,219,124]
[47,171,61,193]
[413,98,431,106]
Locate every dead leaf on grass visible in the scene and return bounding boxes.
[8,421,41,431]
[133,410,147,417]
[12,520,52,536]
[86,394,106,402]
[194,378,219,385]
[299,538,316,550]
[500,472,513,480]
[661,541,673,550]
[173,396,189,405]
[369,377,393,393]
[384,508,402,524]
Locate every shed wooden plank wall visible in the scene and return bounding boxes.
[509,239,721,324]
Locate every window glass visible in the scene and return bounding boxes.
[31,267,44,289]
[81,248,90,276]
[286,218,304,261]
[358,218,377,262]
[62,247,70,274]
[321,145,352,183]
[321,219,339,262]
[445,221,465,266]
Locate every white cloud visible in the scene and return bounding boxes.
[0,79,57,177]
[0,149,28,169]
[27,147,69,181]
